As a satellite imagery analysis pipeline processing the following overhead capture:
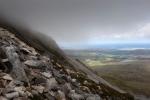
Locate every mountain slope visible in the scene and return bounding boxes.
[0,26,134,100]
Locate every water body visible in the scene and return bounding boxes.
[89,43,150,49]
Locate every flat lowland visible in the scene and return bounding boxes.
[92,60,150,97]
[65,49,150,98]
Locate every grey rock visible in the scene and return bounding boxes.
[1,58,8,63]
[68,90,84,100]
[44,92,55,100]
[46,78,58,90]
[20,47,31,54]
[2,74,13,81]
[56,90,66,100]
[41,72,52,78]
[32,85,45,93]
[5,92,19,99]
[61,83,72,94]
[86,94,101,100]
[0,96,8,100]
[4,46,28,83]
[24,60,43,67]
[31,90,39,96]
[72,79,77,83]
[14,86,26,96]
[13,97,28,100]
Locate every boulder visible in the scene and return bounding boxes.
[46,78,58,90]
[86,94,101,100]
[68,90,84,100]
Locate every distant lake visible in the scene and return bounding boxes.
[89,43,150,49]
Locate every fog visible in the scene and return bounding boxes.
[0,0,150,48]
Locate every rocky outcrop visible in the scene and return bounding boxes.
[0,27,134,100]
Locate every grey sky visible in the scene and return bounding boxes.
[0,0,150,48]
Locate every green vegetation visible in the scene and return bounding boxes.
[90,60,150,97]
[65,49,150,97]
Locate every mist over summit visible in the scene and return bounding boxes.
[1,0,150,48]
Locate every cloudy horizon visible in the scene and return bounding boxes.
[1,0,150,48]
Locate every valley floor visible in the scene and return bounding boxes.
[65,49,150,99]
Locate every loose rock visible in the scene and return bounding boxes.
[5,92,19,99]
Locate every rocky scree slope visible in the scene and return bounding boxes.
[0,27,134,100]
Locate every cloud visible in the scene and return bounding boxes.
[1,0,150,47]
[86,22,150,45]
[138,23,150,38]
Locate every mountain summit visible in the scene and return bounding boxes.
[0,26,134,100]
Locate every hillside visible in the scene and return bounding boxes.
[0,26,134,100]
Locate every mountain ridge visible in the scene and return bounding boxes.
[0,25,134,100]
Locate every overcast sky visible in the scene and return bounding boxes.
[0,0,150,48]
